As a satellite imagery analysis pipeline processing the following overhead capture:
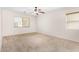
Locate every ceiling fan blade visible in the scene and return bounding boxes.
[36,13,39,15]
[38,9,45,14]
[39,11,45,14]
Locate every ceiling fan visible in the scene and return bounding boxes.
[34,7,45,15]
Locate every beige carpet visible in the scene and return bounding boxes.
[1,33,79,52]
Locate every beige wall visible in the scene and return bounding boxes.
[2,9,37,36]
[37,8,79,42]
[0,8,2,51]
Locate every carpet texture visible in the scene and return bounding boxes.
[1,33,79,52]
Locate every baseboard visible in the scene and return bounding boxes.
[0,38,2,52]
[3,32,38,38]
[38,32,79,43]
[3,32,79,43]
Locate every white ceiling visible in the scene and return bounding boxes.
[5,7,60,15]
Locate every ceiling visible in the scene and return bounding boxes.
[5,7,60,15]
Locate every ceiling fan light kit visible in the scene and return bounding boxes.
[34,7,45,15]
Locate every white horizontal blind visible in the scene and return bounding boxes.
[22,17,30,27]
[14,16,30,27]
[14,16,22,27]
[66,12,79,29]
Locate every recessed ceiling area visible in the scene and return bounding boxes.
[4,7,60,15]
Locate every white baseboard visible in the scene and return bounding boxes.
[38,32,79,43]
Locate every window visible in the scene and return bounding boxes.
[66,11,79,29]
[14,16,30,27]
